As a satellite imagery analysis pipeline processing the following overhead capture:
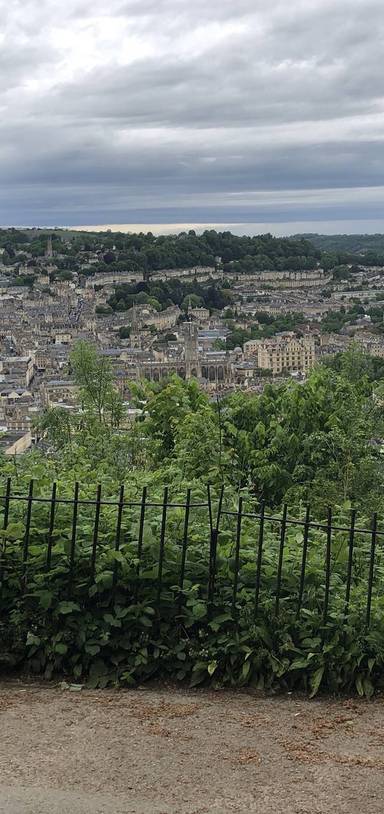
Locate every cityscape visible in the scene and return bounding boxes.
[3,0,384,809]
[1,227,384,455]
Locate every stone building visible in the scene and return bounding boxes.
[0,355,35,387]
[244,333,316,375]
[41,379,78,407]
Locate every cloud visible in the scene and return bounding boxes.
[1,0,384,228]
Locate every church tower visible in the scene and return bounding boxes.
[46,235,53,258]
[183,322,200,379]
[129,303,141,349]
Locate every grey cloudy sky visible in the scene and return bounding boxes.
[1,0,384,233]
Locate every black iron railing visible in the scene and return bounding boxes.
[0,477,383,627]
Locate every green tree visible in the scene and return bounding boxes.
[95,304,113,315]
[174,408,221,479]
[118,326,131,339]
[181,294,204,311]
[223,358,384,508]
[70,342,124,427]
[34,407,74,449]
[144,376,209,458]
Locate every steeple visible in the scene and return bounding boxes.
[183,321,200,379]
[129,302,141,349]
[46,235,53,258]
[131,302,138,330]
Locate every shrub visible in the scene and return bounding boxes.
[1,483,384,697]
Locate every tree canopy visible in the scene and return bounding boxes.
[7,344,384,518]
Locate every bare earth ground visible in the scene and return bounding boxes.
[0,682,384,813]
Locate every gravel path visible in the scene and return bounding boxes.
[0,681,383,813]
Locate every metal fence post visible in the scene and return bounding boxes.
[112,483,125,598]
[232,496,243,617]
[208,485,224,612]
[178,488,191,616]
[366,513,378,628]
[297,505,310,616]
[0,477,11,588]
[68,482,79,596]
[90,484,102,582]
[22,479,34,592]
[254,501,265,618]
[156,487,168,609]
[46,481,57,571]
[323,507,332,625]
[275,504,288,616]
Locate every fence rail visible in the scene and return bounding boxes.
[1,478,383,628]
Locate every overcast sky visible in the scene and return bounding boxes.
[2,0,384,233]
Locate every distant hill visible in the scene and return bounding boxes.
[0,228,320,274]
[294,233,384,254]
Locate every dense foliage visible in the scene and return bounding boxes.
[2,490,384,698]
[321,299,384,335]
[2,343,384,695]
[224,312,306,349]
[0,228,319,274]
[3,228,384,283]
[3,341,384,516]
[107,278,233,313]
[299,233,384,267]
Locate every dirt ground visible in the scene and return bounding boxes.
[0,682,384,813]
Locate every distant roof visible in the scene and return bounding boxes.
[2,356,31,363]
[198,329,230,338]
[45,379,76,386]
